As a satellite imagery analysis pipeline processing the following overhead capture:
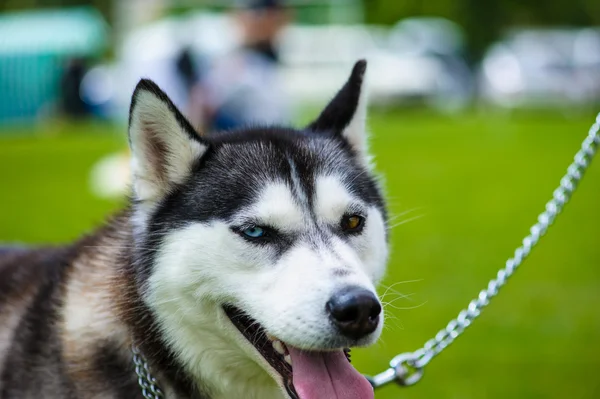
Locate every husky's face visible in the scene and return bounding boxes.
[128,61,388,399]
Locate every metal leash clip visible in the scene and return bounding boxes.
[367,352,424,389]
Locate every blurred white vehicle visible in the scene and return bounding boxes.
[479,28,600,109]
[386,17,473,111]
[279,17,473,111]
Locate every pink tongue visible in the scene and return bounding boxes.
[287,347,374,399]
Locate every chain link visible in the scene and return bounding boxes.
[368,112,600,389]
[132,346,165,399]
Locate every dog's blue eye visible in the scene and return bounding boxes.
[243,226,265,238]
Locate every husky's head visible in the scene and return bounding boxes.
[128,60,388,399]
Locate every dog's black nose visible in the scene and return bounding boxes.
[326,286,381,340]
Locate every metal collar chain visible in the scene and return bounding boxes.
[132,346,165,399]
[131,113,600,396]
[368,112,600,389]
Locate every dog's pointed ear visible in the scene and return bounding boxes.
[128,79,208,203]
[308,60,370,161]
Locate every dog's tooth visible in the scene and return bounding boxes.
[284,354,292,365]
[343,347,352,362]
[272,340,285,355]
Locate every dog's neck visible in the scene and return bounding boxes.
[60,211,283,399]
[58,211,193,397]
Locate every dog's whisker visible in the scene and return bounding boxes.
[381,293,417,306]
[387,206,426,222]
[387,214,426,229]
[379,279,423,303]
[380,292,416,305]
[380,279,423,290]
[382,300,428,311]
[381,311,404,332]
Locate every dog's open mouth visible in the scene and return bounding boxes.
[223,305,374,399]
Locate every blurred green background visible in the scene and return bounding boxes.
[1,0,600,398]
[1,111,599,398]
[3,0,600,60]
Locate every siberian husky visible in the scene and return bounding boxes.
[0,60,388,399]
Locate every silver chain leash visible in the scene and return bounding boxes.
[368,112,600,389]
[132,346,165,399]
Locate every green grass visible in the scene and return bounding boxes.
[1,111,599,398]
[0,122,126,242]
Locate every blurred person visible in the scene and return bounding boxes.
[194,0,294,131]
[175,46,210,129]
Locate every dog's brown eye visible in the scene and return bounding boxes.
[341,215,365,233]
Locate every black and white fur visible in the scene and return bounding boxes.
[0,60,388,399]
